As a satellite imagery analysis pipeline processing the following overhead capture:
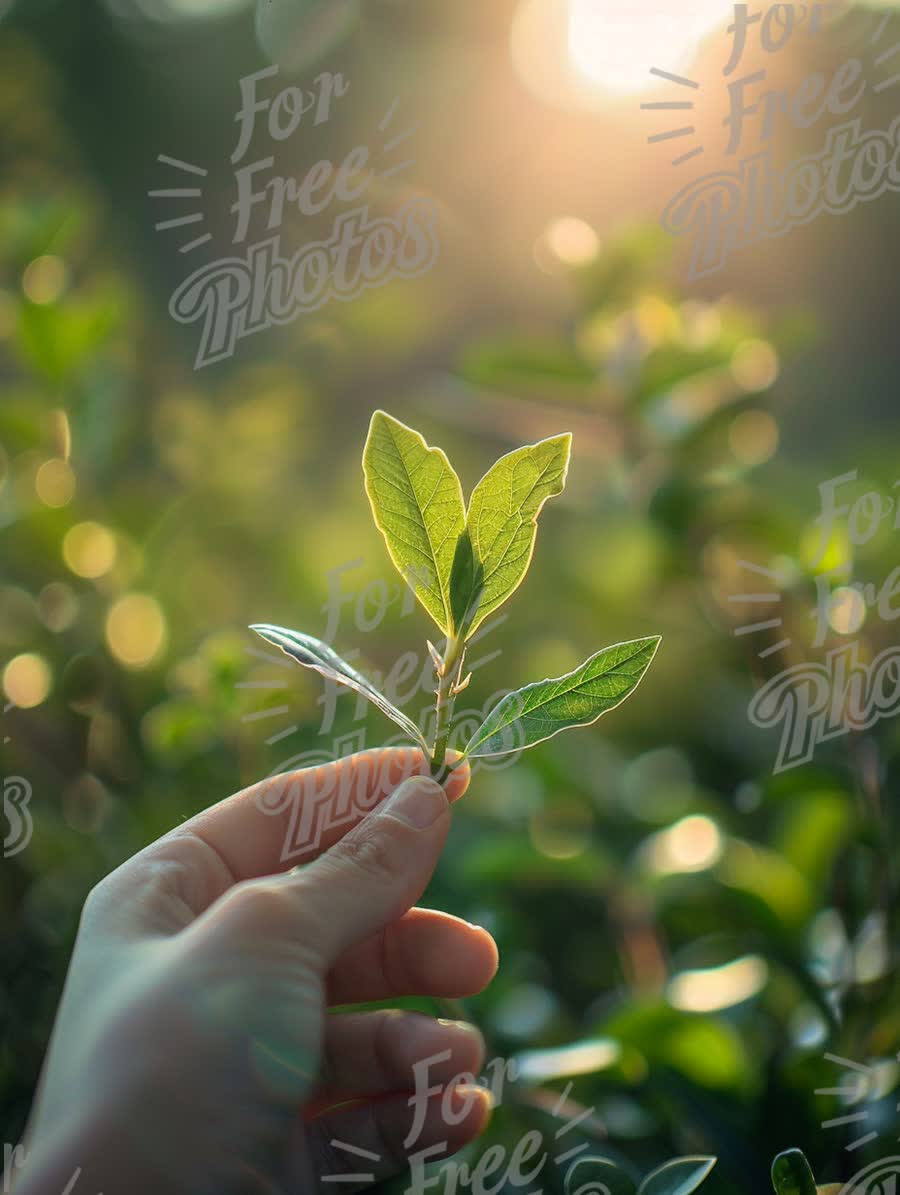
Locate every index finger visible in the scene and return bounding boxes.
[169,746,470,883]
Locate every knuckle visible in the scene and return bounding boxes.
[219,879,296,929]
[372,1008,406,1082]
[333,826,401,887]
[80,873,115,925]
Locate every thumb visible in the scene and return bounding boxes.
[286,774,451,969]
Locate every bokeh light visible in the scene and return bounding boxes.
[105,594,168,668]
[728,410,780,467]
[516,1039,620,1081]
[800,520,852,575]
[828,586,867,636]
[644,814,723,875]
[255,0,359,72]
[35,459,76,508]
[731,340,780,392]
[22,256,67,305]
[668,955,768,1013]
[63,522,117,579]
[540,217,600,269]
[37,582,80,633]
[3,653,52,708]
[529,800,592,859]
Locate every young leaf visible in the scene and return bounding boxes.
[770,1150,816,1195]
[638,1157,716,1195]
[363,410,465,634]
[566,1157,637,1195]
[448,526,485,637]
[463,636,661,759]
[250,624,427,750]
[463,432,571,636]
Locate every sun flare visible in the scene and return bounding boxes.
[567,0,734,96]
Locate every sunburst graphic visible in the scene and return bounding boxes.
[375,96,419,182]
[817,1052,900,1153]
[322,1080,599,1185]
[150,93,420,261]
[321,1140,381,1185]
[236,641,299,750]
[148,154,212,255]
[729,560,792,660]
[641,68,705,167]
[872,13,900,94]
[643,6,898,167]
[547,1080,600,1166]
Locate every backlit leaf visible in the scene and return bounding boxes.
[250,623,427,749]
[363,411,465,634]
[463,636,661,758]
[463,433,571,635]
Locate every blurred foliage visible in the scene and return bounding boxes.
[2,8,900,1195]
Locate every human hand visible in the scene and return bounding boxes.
[13,747,497,1195]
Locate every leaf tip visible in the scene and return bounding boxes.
[367,407,391,429]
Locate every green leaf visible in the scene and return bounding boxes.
[463,636,661,759]
[771,1150,816,1195]
[638,1158,716,1195]
[363,411,465,635]
[566,1157,637,1195]
[250,624,427,749]
[448,526,484,635]
[463,433,572,635]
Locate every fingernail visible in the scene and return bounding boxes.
[437,1019,486,1049]
[379,776,448,830]
[454,1083,497,1114]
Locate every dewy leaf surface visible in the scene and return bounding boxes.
[464,433,571,635]
[363,411,465,634]
[251,624,427,749]
[464,636,661,758]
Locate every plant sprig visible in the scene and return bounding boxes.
[253,410,661,776]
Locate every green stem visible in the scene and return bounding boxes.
[430,634,465,777]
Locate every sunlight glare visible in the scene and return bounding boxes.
[567,0,734,95]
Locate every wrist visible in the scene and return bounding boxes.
[12,1105,169,1195]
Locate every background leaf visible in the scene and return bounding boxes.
[566,1156,637,1195]
[250,623,427,749]
[464,433,572,635]
[771,1150,817,1195]
[362,410,466,634]
[464,636,661,758]
[638,1158,716,1195]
